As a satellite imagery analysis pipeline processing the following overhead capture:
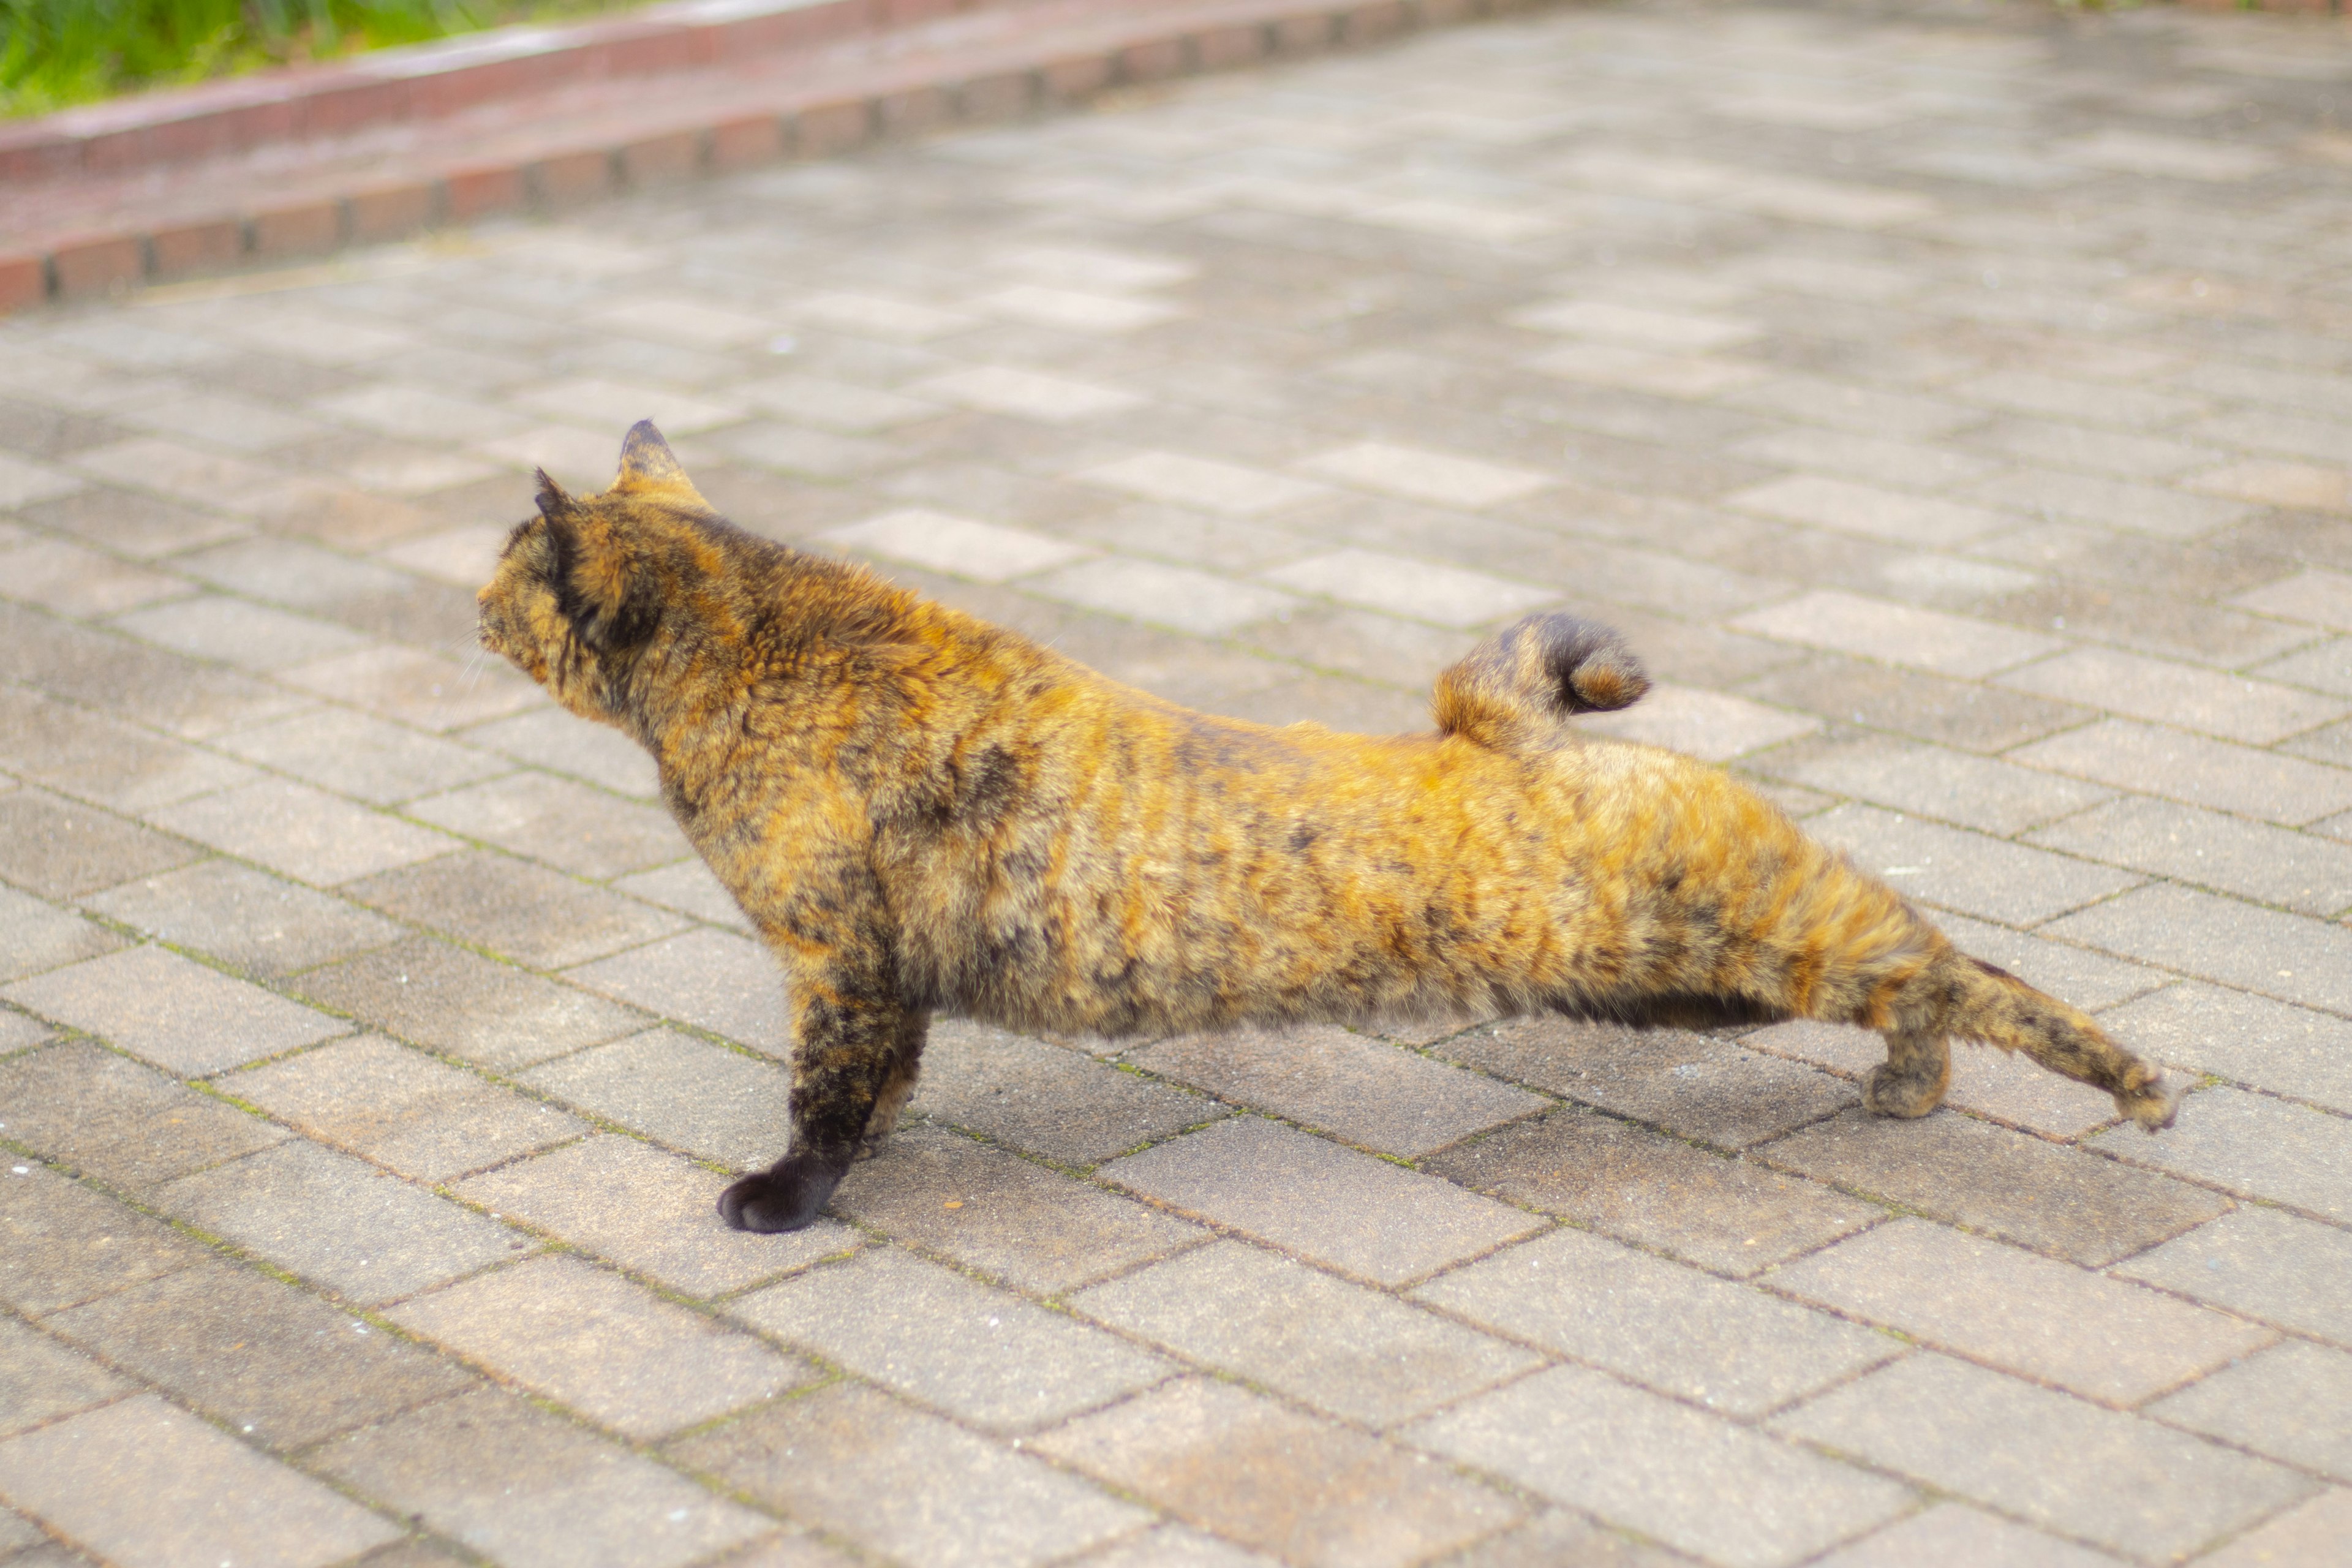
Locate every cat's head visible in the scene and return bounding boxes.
[476,420,720,726]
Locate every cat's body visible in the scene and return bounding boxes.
[477,423,2179,1232]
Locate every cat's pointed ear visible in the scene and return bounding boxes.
[612,420,707,505]
[535,468,572,518]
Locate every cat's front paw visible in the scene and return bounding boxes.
[717,1155,845,1232]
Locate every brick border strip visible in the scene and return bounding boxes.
[0,0,1531,315]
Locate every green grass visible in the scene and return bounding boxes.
[1,0,636,118]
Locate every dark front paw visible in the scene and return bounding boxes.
[717,1154,846,1233]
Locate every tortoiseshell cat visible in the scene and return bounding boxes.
[477,423,2179,1232]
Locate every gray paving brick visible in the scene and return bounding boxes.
[1071,1525,1280,1568]
[0,885,121,984]
[2233,566,2352,632]
[2094,982,2352,1114]
[1578,683,1822,763]
[730,1245,1169,1432]
[1101,1116,1542,1287]
[0,1395,402,1568]
[2000,647,2346,745]
[1739,655,2092,754]
[1041,1377,1519,1568]
[2,944,344,1076]
[296,935,647,1070]
[911,1019,1226,1166]
[0,1316,132,1439]
[2013,720,2352,826]
[1727,477,2013,548]
[109,594,372,670]
[1129,1025,1543,1158]
[1408,1363,1911,1568]
[1806,804,2143,925]
[2026,797,2352,918]
[2146,1340,2352,1482]
[821,506,1091,583]
[1262,548,1554,629]
[222,1033,583,1183]
[671,1382,1146,1568]
[565,929,786,1054]
[0,1038,287,1190]
[611,856,750,932]
[1432,1016,1856,1151]
[1811,1502,2130,1568]
[1755,733,2114,834]
[42,1255,473,1449]
[833,1125,1201,1294]
[348,849,687,970]
[0,1163,207,1317]
[391,1253,807,1438]
[0,687,259,815]
[1423,1108,1880,1277]
[1756,1109,2227,1267]
[456,1134,859,1298]
[1031,556,1302,636]
[521,1027,788,1172]
[320,1386,774,1568]
[1428,1509,1691,1568]
[2195,1490,2352,1568]
[1765,1217,2271,1408]
[2112,1206,2352,1348]
[1912,911,2167,1012]
[88,859,401,978]
[1076,1239,1538,1428]
[1730,589,2060,677]
[1773,1354,2313,1562]
[157,1139,522,1304]
[459,707,659,799]
[1415,1226,1896,1418]
[0,788,200,899]
[2043,883,2352,1016]
[216,707,508,805]
[1971,469,2247,541]
[406,773,687,878]
[2089,1085,2352,1223]
[149,776,458,886]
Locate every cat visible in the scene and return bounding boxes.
[475,422,2180,1233]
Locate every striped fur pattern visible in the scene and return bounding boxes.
[476,424,2180,1232]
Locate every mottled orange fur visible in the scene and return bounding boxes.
[477,424,2180,1232]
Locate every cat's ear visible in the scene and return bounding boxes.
[535,469,572,518]
[612,420,707,506]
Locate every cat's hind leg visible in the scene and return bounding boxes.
[1861,1027,1950,1119]
[857,1009,930,1161]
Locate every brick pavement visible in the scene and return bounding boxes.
[4,1,2352,1562]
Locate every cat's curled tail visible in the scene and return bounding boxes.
[1434,612,1651,751]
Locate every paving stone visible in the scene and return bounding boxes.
[1811,1502,2132,1568]
[1577,682,1822,762]
[0,1163,207,1317]
[1101,1116,1542,1287]
[391,1253,806,1439]
[565,929,785,1054]
[1729,426,1995,491]
[22,486,245,559]
[727,372,940,433]
[0,604,306,741]
[2029,797,2352,918]
[296,936,648,1071]
[1726,477,2013,548]
[1128,1024,1543,1159]
[0,536,191,620]
[217,707,508,804]
[833,1125,1202,1294]
[1755,1109,2227,1267]
[1031,557,1302,637]
[1427,1507,1692,1568]
[0,1394,401,1568]
[458,707,658,799]
[1999,647,2346,745]
[1754,733,2112,834]
[611,856,749,931]
[149,776,458,886]
[1,944,344,1076]
[2094,983,2352,1114]
[455,1134,859,1299]
[1431,1016,1856,1152]
[1773,1354,2313,1563]
[1764,1217,2271,1408]
[1730,590,2061,677]
[1417,1225,1895,1417]
[0,1038,287,1189]
[108,594,372,671]
[0,788,200,899]
[42,1256,473,1449]
[88,859,401,978]
[1074,451,1326,517]
[911,364,1144,423]
[406,773,687,879]
[911,1019,1225,1166]
[2089,1085,2352,1223]
[156,1139,522,1304]
[1040,1377,1518,1568]
[282,643,545,731]
[2195,1489,2352,1568]
[1834,805,2147,928]
[0,1316,132,1439]
[2233,567,2352,632]
[2043,883,2352,1016]
[2112,1207,2352,1348]
[1972,469,2246,541]
[670,1382,1145,1568]
[1259,548,1554,630]
[223,1033,584,1183]
[2013,720,2352,827]
[1407,1363,1911,1568]
[1071,1525,1281,1568]
[1422,1107,1881,1278]
[0,885,121,984]
[1954,372,2206,432]
[0,687,259,815]
[2146,1340,2352,1482]
[520,1027,790,1172]
[320,1386,773,1568]
[1075,1238,1537,1429]
[347,849,686,970]
[820,506,1090,582]
[1298,443,1551,510]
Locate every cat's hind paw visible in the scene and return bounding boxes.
[1862,1060,1947,1119]
[2115,1070,2184,1133]
[718,1155,845,1232]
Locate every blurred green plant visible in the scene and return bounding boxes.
[0,0,625,117]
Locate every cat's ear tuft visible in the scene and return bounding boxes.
[535,469,572,518]
[612,420,707,505]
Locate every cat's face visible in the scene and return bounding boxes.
[476,421,711,726]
